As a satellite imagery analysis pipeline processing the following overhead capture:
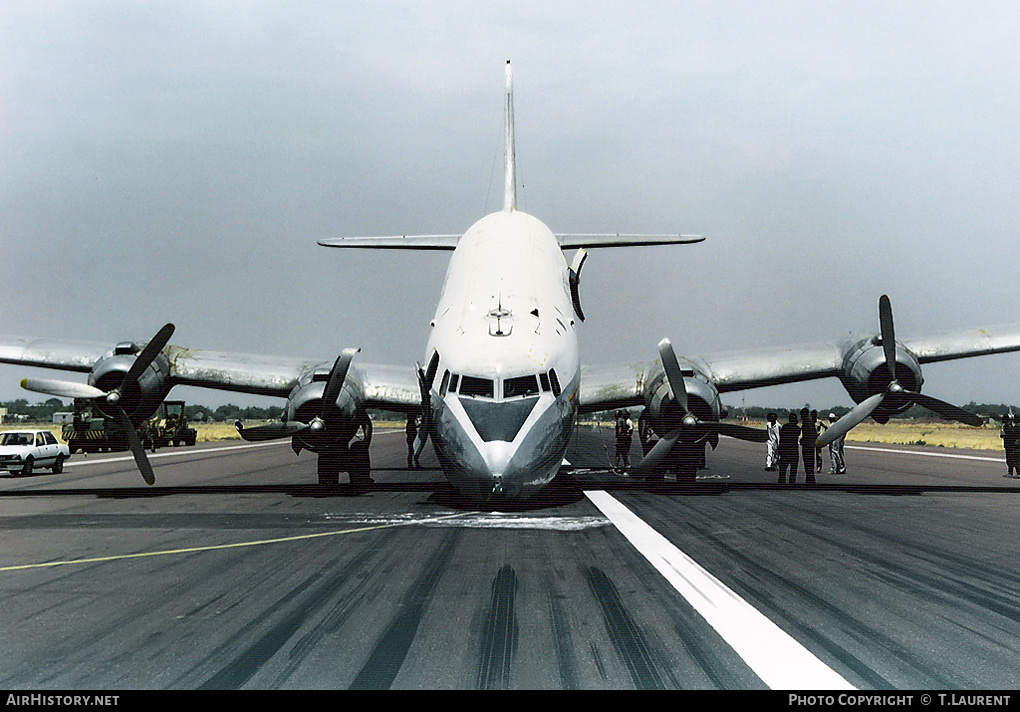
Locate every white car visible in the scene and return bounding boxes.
[0,430,71,475]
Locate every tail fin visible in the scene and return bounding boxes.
[503,60,516,212]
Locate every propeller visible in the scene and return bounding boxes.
[817,296,982,447]
[634,339,768,474]
[235,348,359,443]
[21,323,176,485]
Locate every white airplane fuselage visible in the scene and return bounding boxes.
[424,208,580,501]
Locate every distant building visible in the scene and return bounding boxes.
[53,412,73,424]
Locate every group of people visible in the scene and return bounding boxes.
[765,408,846,484]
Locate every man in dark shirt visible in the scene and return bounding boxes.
[778,412,800,484]
[801,407,818,485]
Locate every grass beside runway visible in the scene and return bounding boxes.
[2,419,1008,452]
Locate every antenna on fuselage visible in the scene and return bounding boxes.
[503,60,516,212]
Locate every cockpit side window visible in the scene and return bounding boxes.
[549,369,561,396]
[449,373,460,394]
[539,372,550,392]
[424,351,441,389]
[503,374,540,399]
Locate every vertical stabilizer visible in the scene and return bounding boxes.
[503,60,517,212]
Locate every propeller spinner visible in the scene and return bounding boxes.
[235,348,359,443]
[633,339,768,475]
[21,323,176,485]
[817,296,981,447]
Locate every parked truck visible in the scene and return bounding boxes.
[61,399,197,453]
[142,400,197,448]
[61,399,128,454]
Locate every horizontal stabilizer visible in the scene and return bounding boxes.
[556,234,704,248]
[319,235,460,250]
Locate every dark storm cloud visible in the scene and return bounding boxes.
[2,1,1018,408]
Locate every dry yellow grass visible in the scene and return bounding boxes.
[4,419,1007,452]
[742,419,1005,452]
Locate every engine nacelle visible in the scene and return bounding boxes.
[839,337,923,422]
[641,360,723,442]
[89,342,172,420]
[285,365,364,453]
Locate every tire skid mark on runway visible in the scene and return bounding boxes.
[545,575,581,690]
[670,619,766,690]
[661,507,895,690]
[193,539,388,690]
[477,565,519,690]
[758,497,1020,636]
[671,496,1018,688]
[1,543,257,688]
[194,570,324,689]
[584,566,667,690]
[275,530,404,687]
[348,531,462,690]
[586,490,855,690]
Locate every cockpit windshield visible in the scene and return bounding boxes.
[503,374,540,399]
[458,375,495,399]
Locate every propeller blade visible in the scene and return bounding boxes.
[658,338,688,415]
[21,378,106,400]
[816,393,885,446]
[878,295,897,382]
[320,348,359,420]
[235,420,309,442]
[908,391,983,427]
[124,323,176,385]
[706,421,770,443]
[632,428,681,474]
[113,406,154,485]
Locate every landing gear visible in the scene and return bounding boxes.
[317,447,342,487]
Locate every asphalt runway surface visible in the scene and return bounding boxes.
[1,425,1018,690]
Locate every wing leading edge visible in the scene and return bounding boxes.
[0,335,421,410]
[318,234,705,250]
[580,322,1020,414]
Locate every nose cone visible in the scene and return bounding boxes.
[479,440,515,492]
[431,394,575,503]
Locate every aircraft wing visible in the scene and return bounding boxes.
[0,335,422,410]
[0,337,109,374]
[901,325,1020,365]
[578,363,650,413]
[579,322,1020,412]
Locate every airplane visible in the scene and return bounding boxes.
[3,61,1020,502]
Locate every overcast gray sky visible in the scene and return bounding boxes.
[2,1,1019,410]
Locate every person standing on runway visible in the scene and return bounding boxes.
[778,411,800,484]
[1000,412,1020,478]
[800,407,817,484]
[405,413,420,468]
[811,409,823,471]
[765,412,781,471]
[827,412,846,474]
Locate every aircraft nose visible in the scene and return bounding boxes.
[478,440,516,494]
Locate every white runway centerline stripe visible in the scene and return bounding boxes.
[585,490,855,691]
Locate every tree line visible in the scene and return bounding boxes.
[4,398,1018,425]
[1,399,283,423]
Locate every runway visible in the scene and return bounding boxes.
[1,425,1018,689]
